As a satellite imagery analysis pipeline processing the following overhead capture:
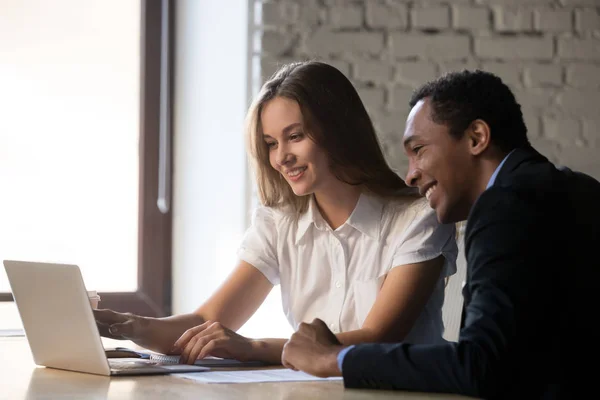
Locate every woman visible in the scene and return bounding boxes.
[95,61,457,365]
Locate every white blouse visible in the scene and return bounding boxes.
[238,193,457,344]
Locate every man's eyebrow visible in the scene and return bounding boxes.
[403,135,422,147]
[263,122,302,139]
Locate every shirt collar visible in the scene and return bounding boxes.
[486,149,515,189]
[295,193,382,244]
[345,193,382,240]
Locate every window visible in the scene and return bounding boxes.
[0,0,173,325]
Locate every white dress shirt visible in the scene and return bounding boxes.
[238,193,458,344]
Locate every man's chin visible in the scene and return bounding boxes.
[437,209,466,225]
[435,205,456,225]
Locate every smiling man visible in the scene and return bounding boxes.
[281,70,600,399]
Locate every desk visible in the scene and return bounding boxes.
[0,337,474,400]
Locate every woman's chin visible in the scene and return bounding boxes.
[290,184,312,197]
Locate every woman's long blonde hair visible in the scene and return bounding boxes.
[246,60,418,214]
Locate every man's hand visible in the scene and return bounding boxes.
[281,318,344,378]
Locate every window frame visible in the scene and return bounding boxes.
[0,0,174,318]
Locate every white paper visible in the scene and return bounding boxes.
[173,368,343,384]
[0,329,25,337]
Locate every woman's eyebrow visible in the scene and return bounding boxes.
[263,122,302,138]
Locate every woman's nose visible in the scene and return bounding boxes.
[276,145,293,167]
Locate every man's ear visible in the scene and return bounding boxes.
[467,119,491,156]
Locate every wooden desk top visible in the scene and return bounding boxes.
[0,336,473,400]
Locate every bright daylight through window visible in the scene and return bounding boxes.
[0,0,141,328]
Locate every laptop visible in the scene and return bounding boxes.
[3,259,209,376]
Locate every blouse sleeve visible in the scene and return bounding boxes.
[237,206,280,285]
[392,202,458,278]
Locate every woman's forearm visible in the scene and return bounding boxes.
[335,326,405,346]
[142,313,207,354]
[249,338,288,364]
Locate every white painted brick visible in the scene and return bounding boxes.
[261,31,291,56]
[391,86,417,110]
[481,61,522,87]
[330,5,364,29]
[394,0,470,3]
[534,9,573,32]
[542,116,582,147]
[493,7,534,32]
[366,1,408,29]
[411,6,450,30]
[556,89,600,118]
[261,2,282,25]
[477,0,555,4]
[395,62,438,87]
[391,33,471,60]
[438,60,480,75]
[559,0,600,6]
[261,2,298,26]
[530,138,561,165]
[384,147,410,177]
[475,37,553,60]
[356,86,386,110]
[353,59,393,83]
[524,64,563,87]
[575,8,600,33]
[554,145,600,181]
[261,58,295,80]
[524,113,541,138]
[558,37,600,60]
[372,112,409,138]
[453,6,491,31]
[513,89,554,111]
[255,0,600,183]
[377,133,409,172]
[297,0,323,26]
[582,118,600,148]
[566,63,600,88]
[325,59,351,78]
[305,29,385,56]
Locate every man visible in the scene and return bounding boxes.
[281,70,600,399]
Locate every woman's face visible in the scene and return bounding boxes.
[260,96,337,197]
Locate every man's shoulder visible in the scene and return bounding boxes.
[468,186,535,225]
[467,163,600,240]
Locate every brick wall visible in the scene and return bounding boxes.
[254,0,600,180]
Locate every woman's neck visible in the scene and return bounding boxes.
[313,184,362,230]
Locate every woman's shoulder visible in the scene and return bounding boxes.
[382,195,429,219]
[250,204,297,225]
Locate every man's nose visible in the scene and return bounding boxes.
[405,166,420,187]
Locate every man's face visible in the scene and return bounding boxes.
[403,99,475,223]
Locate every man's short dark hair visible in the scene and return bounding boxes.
[409,70,529,153]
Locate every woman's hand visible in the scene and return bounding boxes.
[171,321,256,364]
[93,309,173,354]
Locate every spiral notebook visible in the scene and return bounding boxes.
[150,353,268,368]
[106,347,267,368]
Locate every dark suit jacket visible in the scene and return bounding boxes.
[342,146,600,399]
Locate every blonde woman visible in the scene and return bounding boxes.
[95,61,458,365]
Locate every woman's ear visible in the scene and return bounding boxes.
[467,119,491,156]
